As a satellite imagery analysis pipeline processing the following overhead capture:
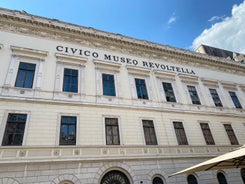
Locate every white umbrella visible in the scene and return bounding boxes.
[169,145,245,177]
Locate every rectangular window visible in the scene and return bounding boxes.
[187,85,201,105]
[2,113,27,146]
[15,62,36,88]
[229,91,242,109]
[135,78,148,99]
[59,116,76,145]
[102,74,116,96]
[200,123,215,145]
[209,88,223,107]
[105,118,120,145]
[142,120,157,145]
[173,121,188,145]
[224,124,239,145]
[162,82,176,102]
[63,68,78,93]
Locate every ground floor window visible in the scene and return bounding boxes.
[101,170,130,184]
[241,168,245,184]
[187,174,198,184]
[217,172,228,184]
[153,176,164,184]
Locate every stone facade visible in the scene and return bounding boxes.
[0,8,245,184]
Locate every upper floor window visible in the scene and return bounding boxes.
[102,74,116,96]
[187,174,198,184]
[224,124,239,145]
[209,88,223,107]
[63,68,78,93]
[153,176,164,184]
[200,123,215,145]
[59,116,76,145]
[142,120,157,145]
[187,85,201,105]
[162,82,176,102]
[15,62,36,88]
[173,121,188,145]
[2,113,27,146]
[135,78,148,99]
[105,118,120,145]
[229,91,242,109]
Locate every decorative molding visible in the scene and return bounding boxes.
[126,65,150,76]
[178,74,198,84]
[200,78,219,87]
[220,81,237,90]
[55,53,87,66]
[94,59,121,71]
[11,45,48,59]
[153,70,176,80]
[0,43,3,49]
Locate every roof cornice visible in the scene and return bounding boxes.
[0,8,245,74]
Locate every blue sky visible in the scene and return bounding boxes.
[1,0,245,53]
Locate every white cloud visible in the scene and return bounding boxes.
[168,16,176,25]
[192,1,245,54]
[208,15,226,22]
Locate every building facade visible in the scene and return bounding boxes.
[0,8,245,184]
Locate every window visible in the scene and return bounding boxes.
[229,91,242,109]
[101,170,130,184]
[102,74,116,96]
[105,118,120,145]
[187,85,201,105]
[153,176,164,184]
[2,113,27,146]
[59,116,76,145]
[63,68,78,93]
[217,172,228,184]
[200,123,215,145]
[173,121,188,145]
[162,82,176,102]
[187,174,198,184]
[209,88,223,107]
[142,120,157,145]
[15,62,36,88]
[224,124,239,145]
[241,168,245,184]
[135,78,148,99]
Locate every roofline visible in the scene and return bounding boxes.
[0,8,244,72]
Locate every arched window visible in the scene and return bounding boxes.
[153,176,164,184]
[217,172,228,184]
[59,181,74,184]
[187,174,198,184]
[101,170,130,184]
[241,168,245,184]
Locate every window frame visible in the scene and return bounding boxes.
[135,78,149,100]
[200,122,215,145]
[173,121,188,145]
[102,73,116,96]
[162,81,177,102]
[142,119,158,145]
[0,111,30,146]
[187,85,201,105]
[62,68,79,93]
[229,91,243,109]
[209,88,223,107]
[104,117,120,145]
[223,124,239,145]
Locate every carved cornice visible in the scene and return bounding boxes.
[0,8,245,75]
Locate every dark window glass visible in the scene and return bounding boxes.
[59,116,76,145]
[229,91,242,109]
[101,170,130,184]
[162,82,176,102]
[135,78,148,99]
[2,113,27,146]
[224,124,239,145]
[142,120,157,145]
[173,121,188,145]
[187,85,201,105]
[63,68,78,93]
[102,74,116,96]
[187,174,198,184]
[105,118,120,145]
[15,62,36,88]
[217,172,228,184]
[209,88,223,107]
[200,123,215,145]
[241,168,245,184]
[153,177,164,184]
